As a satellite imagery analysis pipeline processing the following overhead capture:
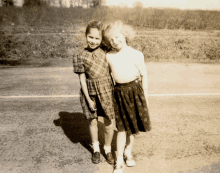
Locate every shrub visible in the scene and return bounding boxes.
[2,0,14,6]
[23,0,48,7]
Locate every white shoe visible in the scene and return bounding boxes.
[113,163,124,173]
[124,153,135,167]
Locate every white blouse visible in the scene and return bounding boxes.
[106,46,147,83]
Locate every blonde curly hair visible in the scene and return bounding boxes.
[102,20,136,47]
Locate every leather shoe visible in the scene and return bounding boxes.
[106,152,114,165]
[92,152,101,164]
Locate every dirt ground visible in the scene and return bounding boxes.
[0,62,220,173]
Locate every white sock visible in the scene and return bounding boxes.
[116,156,124,165]
[103,145,111,154]
[92,142,100,153]
[124,148,131,156]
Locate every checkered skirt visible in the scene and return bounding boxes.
[80,75,115,120]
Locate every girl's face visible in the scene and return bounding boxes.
[86,28,102,50]
[109,31,127,51]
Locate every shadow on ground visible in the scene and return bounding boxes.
[53,111,117,159]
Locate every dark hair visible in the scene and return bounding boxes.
[85,20,103,36]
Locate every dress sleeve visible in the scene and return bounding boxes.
[73,51,85,74]
[135,52,147,76]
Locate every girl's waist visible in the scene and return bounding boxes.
[115,78,141,87]
[112,72,140,84]
[86,75,112,82]
[85,75,113,95]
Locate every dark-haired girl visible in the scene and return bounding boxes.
[73,21,115,165]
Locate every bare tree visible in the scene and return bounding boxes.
[81,0,102,8]
[75,0,82,6]
[2,0,14,6]
[132,0,143,9]
[82,0,91,8]
[91,0,99,7]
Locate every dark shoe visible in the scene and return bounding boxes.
[92,152,101,164]
[106,152,114,165]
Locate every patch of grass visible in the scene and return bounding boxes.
[0,33,84,67]
[131,34,220,63]
[1,31,220,67]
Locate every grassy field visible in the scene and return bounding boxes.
[1,6,220,66]
[1,29,220,67]
[0,63,220,173]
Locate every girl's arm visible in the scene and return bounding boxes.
[78,73,96,111]
[106,53,116,86]
[141,72,149,107]
[136,53,149,107]
[109,66,116,86]
[111,73,116,86]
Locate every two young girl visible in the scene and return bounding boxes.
[73,20,151,173]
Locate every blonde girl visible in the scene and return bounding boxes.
[73,21,115,165]
[103,21,151,173]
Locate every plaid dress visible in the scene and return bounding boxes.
[73,47,115,120]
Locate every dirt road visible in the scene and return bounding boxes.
[0,63,220,173]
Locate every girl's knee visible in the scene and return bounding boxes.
[127,133,134,137]
[118,131,126,135]
[105,123,114,132]
[89,118,98,126]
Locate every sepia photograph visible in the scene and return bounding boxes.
[0,0,220,172]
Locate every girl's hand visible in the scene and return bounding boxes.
[144,90,149,107]
[146,96,149,108]
[88,99,97,112]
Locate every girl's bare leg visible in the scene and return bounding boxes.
[116,131,126,164]
[104,118,114,147]
[124,134,135,167]
[125,134,134,151]
[89,118,99,152]
[103,118,115,165]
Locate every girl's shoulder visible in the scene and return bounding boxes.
[72,48,91,66]
[74,47,106,62]
[75,47,103,60]
[128,46,143,56]
[93,47,106,56]
[73,47,88,57]
[106,48,120,56]
[106,49,115,55]
[106,50,118,61]
[127,47,144,61]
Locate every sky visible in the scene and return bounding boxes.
[105,0,220,10]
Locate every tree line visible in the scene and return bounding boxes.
[1,0,220,30]
[0,0,104,7]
